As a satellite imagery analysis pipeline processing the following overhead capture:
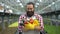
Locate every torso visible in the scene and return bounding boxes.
[20,14,40,34]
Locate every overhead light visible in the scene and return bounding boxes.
[38,0,42,2]
[35,5,38,7]
[36,3,39,5]
[40,0,42,2]
[6,6,10,8]
[21,5,24,8]
[19,3,22,6]
[19,3,24,8]
[52,2,55,4]
[16,0,20,2]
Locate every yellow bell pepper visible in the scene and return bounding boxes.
[24,19,40,30]
[33,19,40,26]
[24,22,34,30]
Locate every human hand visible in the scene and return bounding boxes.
[22,26,29,32]
[35,26,41,31]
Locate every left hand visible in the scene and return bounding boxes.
[35,26,41,31]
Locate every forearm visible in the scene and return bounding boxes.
[18,25,24,32]
[40,17,44,31]
[18,21,24,32]
[40,21,44,31]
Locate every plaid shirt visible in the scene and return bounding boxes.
[18,13,44,32]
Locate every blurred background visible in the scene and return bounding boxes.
[0,0,60,34]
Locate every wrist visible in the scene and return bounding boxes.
[35,26,41,31]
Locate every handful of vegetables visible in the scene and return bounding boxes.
[24,19,40,30]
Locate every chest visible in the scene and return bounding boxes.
[22,16,39,22]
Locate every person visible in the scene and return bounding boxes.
[18,2,44,34]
